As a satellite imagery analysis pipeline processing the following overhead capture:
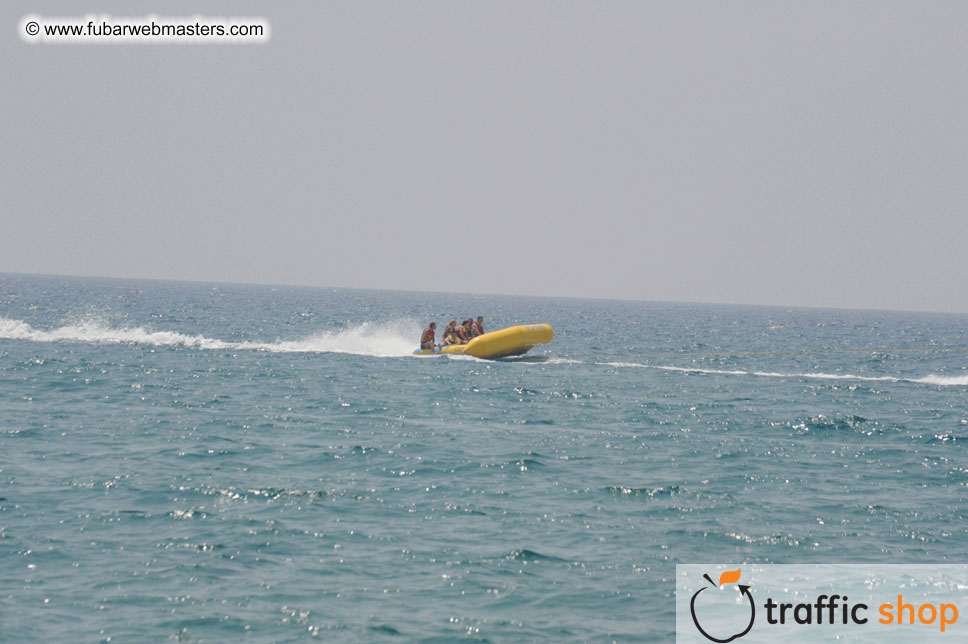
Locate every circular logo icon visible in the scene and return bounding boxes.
[690,571,755,643]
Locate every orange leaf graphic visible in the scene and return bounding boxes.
[718,568,741,587]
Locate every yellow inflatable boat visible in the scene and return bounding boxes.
[414,324,553,359]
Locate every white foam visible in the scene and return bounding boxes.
[602,361,651,369]
[255,321,419,357]
[601,361,968,387]
[913,374,968,387]
[0,316,419,358]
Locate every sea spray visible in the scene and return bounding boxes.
[0,316,420,357]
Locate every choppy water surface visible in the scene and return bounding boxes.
[1,274,966,642]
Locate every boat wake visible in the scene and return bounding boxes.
[603,362,968,387]
[0,316,419,358]
[3,315,964,383]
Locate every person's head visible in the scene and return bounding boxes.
[429,322,436,329]
[477,316,483,323]
[449,319,456,327]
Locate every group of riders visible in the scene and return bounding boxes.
[420,316,485,350]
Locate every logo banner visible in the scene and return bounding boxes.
[677,564,968,643]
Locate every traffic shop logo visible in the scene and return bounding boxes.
[681,565,963,641]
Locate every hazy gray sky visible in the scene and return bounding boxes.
[4,2,967,312]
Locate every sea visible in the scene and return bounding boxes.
[1,273,966,643]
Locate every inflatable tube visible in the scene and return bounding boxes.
[413,324,553,359]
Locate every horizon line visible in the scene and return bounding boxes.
[2,269,966,318]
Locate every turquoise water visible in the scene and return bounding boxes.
[1,273,966,642]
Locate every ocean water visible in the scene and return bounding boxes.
[1,273,966,643]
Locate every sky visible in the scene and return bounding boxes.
[3,1,967,313]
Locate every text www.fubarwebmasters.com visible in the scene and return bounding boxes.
[20,14,270,44]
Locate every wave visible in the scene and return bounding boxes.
[0,316,419,357]
[602,362,968,387]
